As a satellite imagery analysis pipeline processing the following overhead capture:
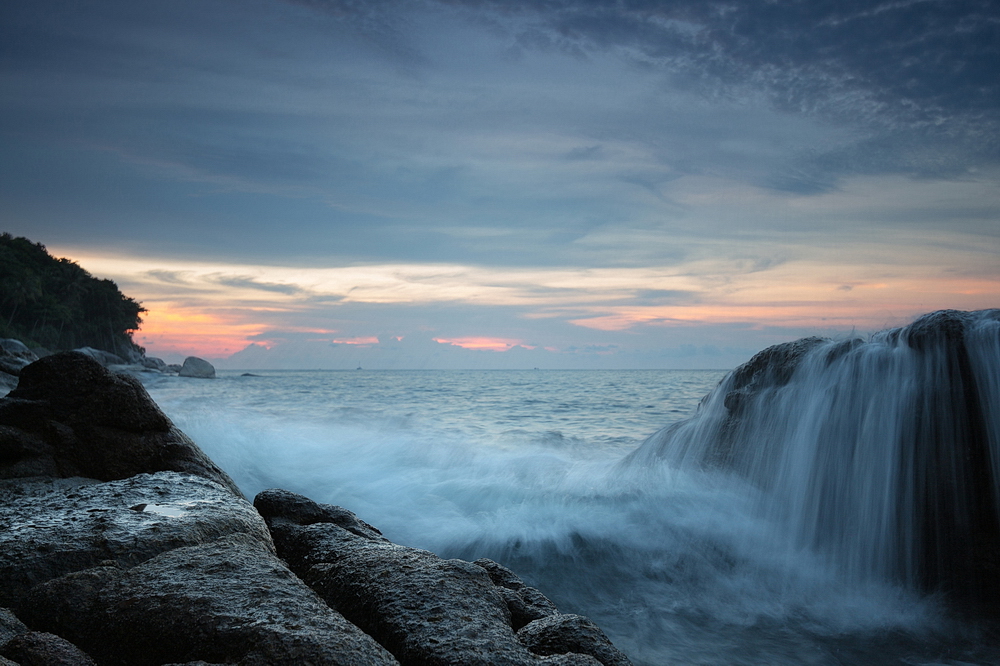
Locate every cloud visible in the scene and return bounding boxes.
[4,0,998,371]
[145,270,192,285]
[209,275,306,295]
[629,289,698,306]
[437,0,1000,180]
[565,145,604,161]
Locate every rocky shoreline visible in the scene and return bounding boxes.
[0,352,631,665]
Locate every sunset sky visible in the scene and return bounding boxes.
[2,0,998,368]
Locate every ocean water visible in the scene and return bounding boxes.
[141,367,1000,666]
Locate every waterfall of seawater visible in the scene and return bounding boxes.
[623,309,1000,610]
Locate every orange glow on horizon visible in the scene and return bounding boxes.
[433,337,532,351]
[133,304,267,358]
[331,337,380,345]
[46,245,999,362]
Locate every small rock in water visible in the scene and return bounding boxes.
[178,356,215,379]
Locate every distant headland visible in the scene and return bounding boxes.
[0,233,144,360]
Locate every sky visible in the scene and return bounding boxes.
[1,0,998,369]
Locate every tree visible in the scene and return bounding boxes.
[0,233,146,356]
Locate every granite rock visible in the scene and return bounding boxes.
[71,347,125,367]
[517,615,631,666]
[0,472,271,609]
[0,630,96,665]
[178,356,215,379]
[0,352,240,495]
[20,533,398,666]
[255,489,632,665]
[0,608,27,645]
[473,558,559,630]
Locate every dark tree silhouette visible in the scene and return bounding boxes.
[0,233,146,357]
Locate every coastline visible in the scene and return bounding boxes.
[0,351,631,665]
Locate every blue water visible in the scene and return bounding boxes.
[142,369,1000,666]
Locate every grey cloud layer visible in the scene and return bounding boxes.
[2,0,997,266]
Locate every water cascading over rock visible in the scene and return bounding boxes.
[624,309,1000,613]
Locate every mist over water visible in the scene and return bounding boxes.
[144,354,1000,665]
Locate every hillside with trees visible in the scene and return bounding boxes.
[0,233,145,357]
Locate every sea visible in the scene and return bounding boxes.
[139,364,1000,666]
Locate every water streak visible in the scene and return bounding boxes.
[625,310,1000,607]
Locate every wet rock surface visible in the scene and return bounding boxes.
[0,608,28,645]
[0,352,240,495]
[0,472,271,608]
[21,533,397,666]
[722,336,827,416]
[256,489,631,666]
[473,558,559,630]
[1,630,96,665]
[516,615,631,666]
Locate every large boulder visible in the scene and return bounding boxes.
[179,356,216,379]
[19,533,398,666]
[626,308,1000,616]
[255,489,631,666]
[0,352,240,495]
[0,472,271,609]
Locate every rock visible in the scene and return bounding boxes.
[141,356,167,372]
[1,630,96,665]
[537,656,603,666]
[255,489,630,665]
[0,348,633,666]
[121,347,145,364]
[179,356,215,379]
[0,352,240,495]
[722,336,827,415]
[0,373,15,396]
[0,339,36,360]
[256,488,540,665]
[0,608,28,645]
[474,559,558,630]
[252,487,385,539]
[517,615,631,666]
[166,363,182,373]
[722,310,1000,609]
[627,308,1000,617]
[0,472,272,609]
[71,347,126,367]
[20,533,398,666]
[0,338,38,377]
